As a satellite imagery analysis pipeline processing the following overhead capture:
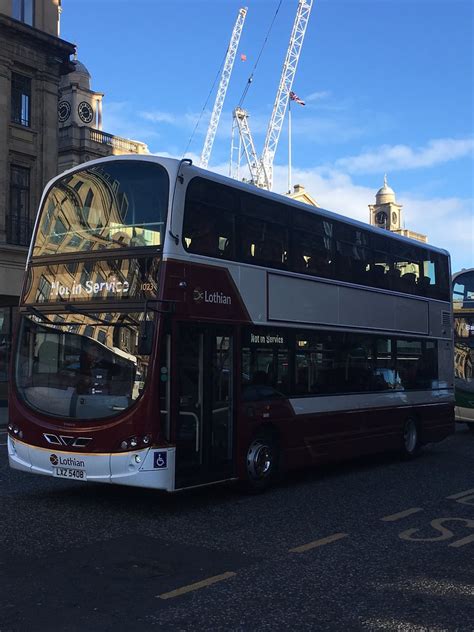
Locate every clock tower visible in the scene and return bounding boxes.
[57,53,148,172]
[368,175,427,242]
[58,55,103,130]
[369,175,402,231]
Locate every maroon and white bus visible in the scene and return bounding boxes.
[8,156,454,491]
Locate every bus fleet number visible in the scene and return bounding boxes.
[140,282,156,292]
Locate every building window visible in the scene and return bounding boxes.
[12,0,34,26]
[11,73,31,127]
[7,165,31,246]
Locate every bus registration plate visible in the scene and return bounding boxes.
[53,467,87,481]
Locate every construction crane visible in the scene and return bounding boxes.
[200,7,247,169]
[231,0,313,190]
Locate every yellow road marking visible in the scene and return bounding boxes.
[289,532,348,553]
[157,571,236,600]
[381,508,423,522]
[446,488,474,500]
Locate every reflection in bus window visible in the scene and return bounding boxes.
[33,162,169,256]
[15,311,153,420]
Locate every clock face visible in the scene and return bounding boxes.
[375,211,387,225]
[58,100,71,123]
[78,101,94,124]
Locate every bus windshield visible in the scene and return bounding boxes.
[15,311,153,420]
[453,270,474,310]
[33,161,169,257]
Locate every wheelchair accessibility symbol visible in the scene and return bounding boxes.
[153,451,168,469]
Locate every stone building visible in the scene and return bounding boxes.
[0,0,75,404]
[369,175,427,243]
[287,183,319,207]
[0,0,149,407]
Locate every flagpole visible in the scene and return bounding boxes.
[288,98,292,194]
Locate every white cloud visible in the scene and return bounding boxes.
[102,101,161,144]
[140,110,176,124]
[336,138,474,174]
[305,90,331,102]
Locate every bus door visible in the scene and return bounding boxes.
[174,324,234,489]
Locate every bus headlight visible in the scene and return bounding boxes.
[8,423,22,439]
[119,435,152,451]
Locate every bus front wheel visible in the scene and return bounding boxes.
[243,434,279,493]
[400,417,421,459]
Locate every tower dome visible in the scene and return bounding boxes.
[61,56,91,90]
[375,174,396,204]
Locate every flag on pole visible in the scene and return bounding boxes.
[240,53,247,61]
[289,91,305,106]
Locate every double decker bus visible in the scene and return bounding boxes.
[452,269,474,430]
[8,156,454,491]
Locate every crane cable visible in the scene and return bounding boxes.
[238,0,283,107]
[182,45,229,158]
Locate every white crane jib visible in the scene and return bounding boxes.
[200,7,247,169]
[258,0,312,189]
[232,106,262,182]
[232,0,313,190]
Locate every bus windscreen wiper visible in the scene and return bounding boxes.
[65,304,135,330]
[26,306,54,324]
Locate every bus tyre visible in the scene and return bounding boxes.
[400,418,421,459]
[243,434,279,493]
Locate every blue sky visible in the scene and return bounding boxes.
[61,0,473,273]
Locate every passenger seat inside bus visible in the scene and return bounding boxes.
[400,272,417,292]
[373,265,386,287]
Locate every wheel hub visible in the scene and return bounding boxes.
[247,441,272,480]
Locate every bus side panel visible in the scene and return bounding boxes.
[252,400,455,474]
[416,402,455,443]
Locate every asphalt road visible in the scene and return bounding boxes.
[1,425,473,632]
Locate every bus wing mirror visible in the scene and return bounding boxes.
[138,320,155,355]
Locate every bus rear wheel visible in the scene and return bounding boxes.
[400,417,421,459]
[243,434,279,493]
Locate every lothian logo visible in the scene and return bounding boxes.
[50,454,59,465]
[193,287,204,303]
[193,287,231,305]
